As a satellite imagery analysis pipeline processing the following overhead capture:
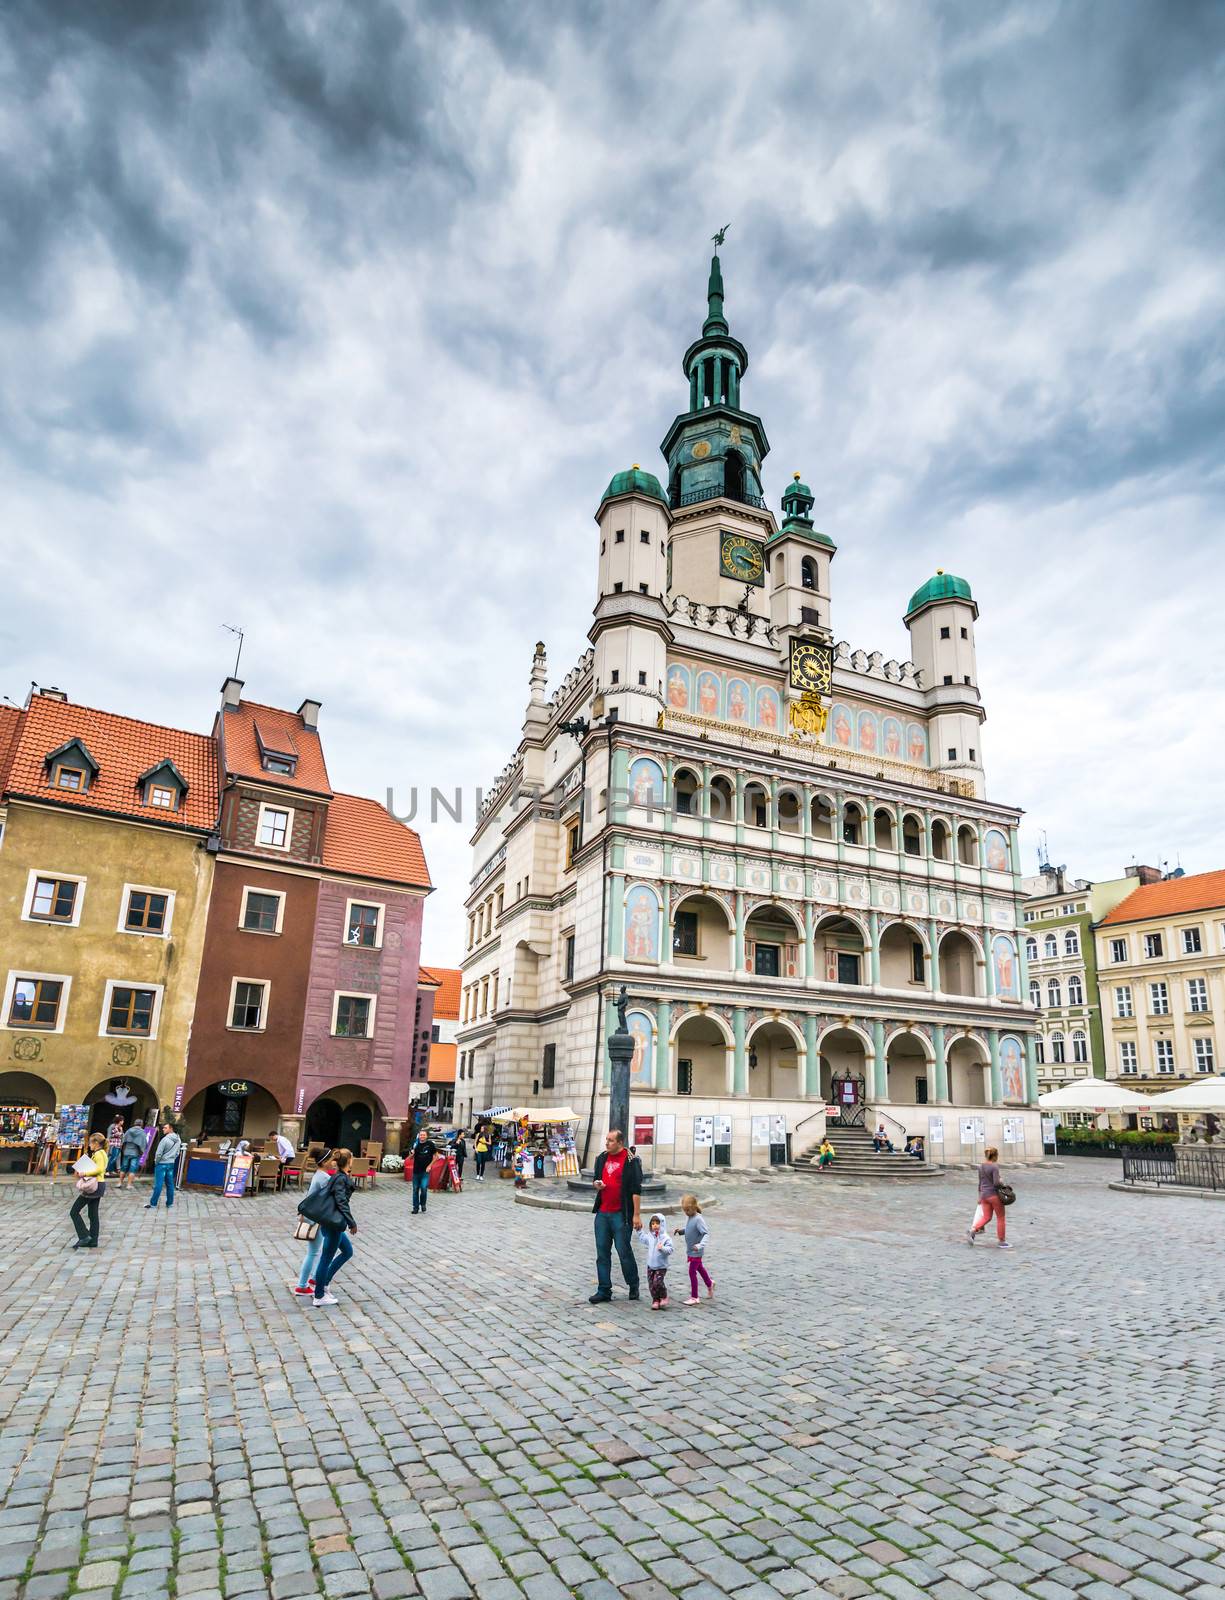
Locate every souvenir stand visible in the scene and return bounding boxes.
[489,1108,581,1180]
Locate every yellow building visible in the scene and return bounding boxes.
[0,690,218,1157]
[1097,868,1225,1122]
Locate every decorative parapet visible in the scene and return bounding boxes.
[479,755,523,818]
[834,640,922,688]
[668,593,777,645]
[547,648,594,712]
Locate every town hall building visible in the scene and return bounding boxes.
[455,250,1040,1169]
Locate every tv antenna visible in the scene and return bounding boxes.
[221,623,244,678]
[1037,830,1050,870]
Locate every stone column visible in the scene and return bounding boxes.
[655,999,671,1091]
[868,910,881,987]
[872,1018,888,1101]
[802,901,815,984]
[734,892,746,973]
[804,1013,819,1098]
[983,935,995,1000]
[1024,1033,1039,1105]
[701,759,712,841]
[608,871,626,958]
[733,1007,748,1095]
[927,918,940,992]
[609,747,629,823]
[608,1001,635,1143]
[988,1029,1003,1106]
[835,791,847,864]
[933,1024,948,1103]
[382,1118,404,1155]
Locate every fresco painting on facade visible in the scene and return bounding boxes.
[696,670,721,718]
[831,704,853,747]
[1000,1035,1026,1102]
[628,757,665,808]
[857,710,878,753]
[727,679,751,724]
[756,686,781,730]
[993,934,1019,997]
[666,664,691,709]
[907,722,928,763]
[627,1010,654,1087]
[882,716,902,758]
[985,828,1010,872]
[624,884,660,963]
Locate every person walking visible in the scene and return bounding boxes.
[636,1212,674,1309]
[967,1145,1010,1248]
[119,1119,148,1190]
[146,1123,183,1210]
[675,1195,714,1305]
[312,1149,358,1306]
[473,1129,490,1181]
[588,1128,642,1304]
[410,1128,437,1215]
[452,1132,467,1183]
[69,1132,109,1250]
[105,1115,125,1176]
[292,1149,335,1297]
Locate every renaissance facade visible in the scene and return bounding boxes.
[456,252,1040,1168]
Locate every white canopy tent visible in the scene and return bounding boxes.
[1143,1077,1225,1113]
[1038,1081,1153,1111]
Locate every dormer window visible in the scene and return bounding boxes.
[44,738,98,795]
[254,720,298,777]
[136,760,187,813]
[263,755,296,775]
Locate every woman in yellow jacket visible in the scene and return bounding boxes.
[70,1132,109,1249]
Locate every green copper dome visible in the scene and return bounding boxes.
[906,570,974,616]
[602,464,667,506]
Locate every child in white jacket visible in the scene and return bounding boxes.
[637,1211,674,1309]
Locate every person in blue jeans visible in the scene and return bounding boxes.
[119,1121,148,1190]
[313,1149,358,1306]
[409,1129,437,1216]
[589,1128,642,1304]
[146,1123,183,1209]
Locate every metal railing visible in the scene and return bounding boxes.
[674,486,767,511]
[1122,1148,1225,1191]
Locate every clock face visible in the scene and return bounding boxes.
[719,533,764,585]
[789,637,834,694]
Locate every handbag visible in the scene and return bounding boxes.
[297,1175,340,1227]
[996,1182,1016,1207]
[293,1216,318,1241]
[75,1175,99,1195]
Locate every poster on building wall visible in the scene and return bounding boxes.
[974,1116,986,1142]
[959,1118,977,1146]
[770,1115,786,1144]
[713,1115,732,1146]
[693,1116,714,1148]
[656,1115,676,1146]
[1041,1117,1057,1149]
[751,1116,771,1147]
[633,1116,655,1147]
[928,1115,944,1146]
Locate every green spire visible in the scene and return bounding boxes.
[703,253,728,336]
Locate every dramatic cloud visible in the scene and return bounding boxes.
[2,0,1223,951]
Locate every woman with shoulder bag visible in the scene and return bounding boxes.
[70,1132,110,1250]
[967,1144,1012,1249]
[297,1148,358,1306]
[291,1149,336,1297]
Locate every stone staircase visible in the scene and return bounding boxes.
[793,1121,945,1180]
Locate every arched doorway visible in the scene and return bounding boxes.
[672,1014,731,1097]
[748,1020,802,1099]
[0,1072,58,1168]
[947,1037,989,1106]
[306,1086,385,1152]
[305,1097,341,1147]
[819,1027,869,1120]
[83,1076,161,1135]
[815,914,867,988]
[885,1032,932,1105]
[180,1079,281,1142]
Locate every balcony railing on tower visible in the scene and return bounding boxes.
[674,484,766,511]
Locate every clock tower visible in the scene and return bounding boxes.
[660,249,775,612]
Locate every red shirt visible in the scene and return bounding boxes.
[599,1150,627,1214]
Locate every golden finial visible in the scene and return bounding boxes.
[793,471,801,481]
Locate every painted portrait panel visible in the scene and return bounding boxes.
[665,664,691,710]
[857,711,878,753]
[906,722,928,764]
[1000,1035,1025,1102]
[992,935,1019,998]
[696,670,722,718]
[984,829,1010,873]
[628,1010,655,1087]
[624,884,661,963]
[830,703,854,748]
[882,716,902,758]
[627,757,665,809]
[756,686,781,731]
[726,678,751,723]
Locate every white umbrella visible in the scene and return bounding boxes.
[1143,1077,1225,1113]
[1038,1080,1152,1110]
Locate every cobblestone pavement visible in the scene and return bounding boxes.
[0,1162,1221,1600]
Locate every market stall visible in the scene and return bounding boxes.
[488,1108,581,1180]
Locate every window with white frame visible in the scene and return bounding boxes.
[1025,936,1038,962]
[1187,978,1208,1014]
[1051,1031,1065,1063]
[99,980,163,1039]
[1115,985,1133,1019]
[1044,933,1057,958]
[344,900,384,949]
[228,978,268,1031]
[1193,1038,1215,1073]
[1072,1031,1088,1063]
[22,870,86,927]
[1034,1037,1045,1063]
[1068,974,1084,1005]
[240,887,285,934]
[1181,926,1202,955]
[1109,937,1127,963]
[4,971,71,1032]
[1154,1039,1175,1074]
[1118,1040,1138,1075]
[331,991,375,1038]
[257,803,293,850]
[119,885,174,937]
[1047,978,1061,1008]
[1149,981,1169,1016]
[1064,928,1079,956]
[1143,932,1163,959]
[1029,980,1041,1008]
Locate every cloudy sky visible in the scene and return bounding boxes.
[3,0,1223,956]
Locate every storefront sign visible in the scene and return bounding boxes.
[633,1115,655,1147]
[172,1084,184,1113]
[218,1081,251,1098]
[295,1087,305,1114]
[224,1152,254,1197]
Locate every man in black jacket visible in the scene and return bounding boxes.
[589,1128,642,1304]
[410,1129,437,1215]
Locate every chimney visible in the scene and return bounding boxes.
[221,676,244,710]
[39,686,68,702]
[1126,864,1162,885]
[297,698,321,731]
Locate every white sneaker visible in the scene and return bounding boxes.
[312,1292,339,1305]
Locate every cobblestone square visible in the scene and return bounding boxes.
[0,1165,1220,1600]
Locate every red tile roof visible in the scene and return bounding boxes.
[427,1042,457,1084]
[1100,869,1225,926]
[3,694,219,832]
[321,791,431,890]
[418,966,443,989]
[220,700,332,795]
[0,705,22,791]
[422,966,461,1019]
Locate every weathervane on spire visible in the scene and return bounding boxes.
[711,223,730,248]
